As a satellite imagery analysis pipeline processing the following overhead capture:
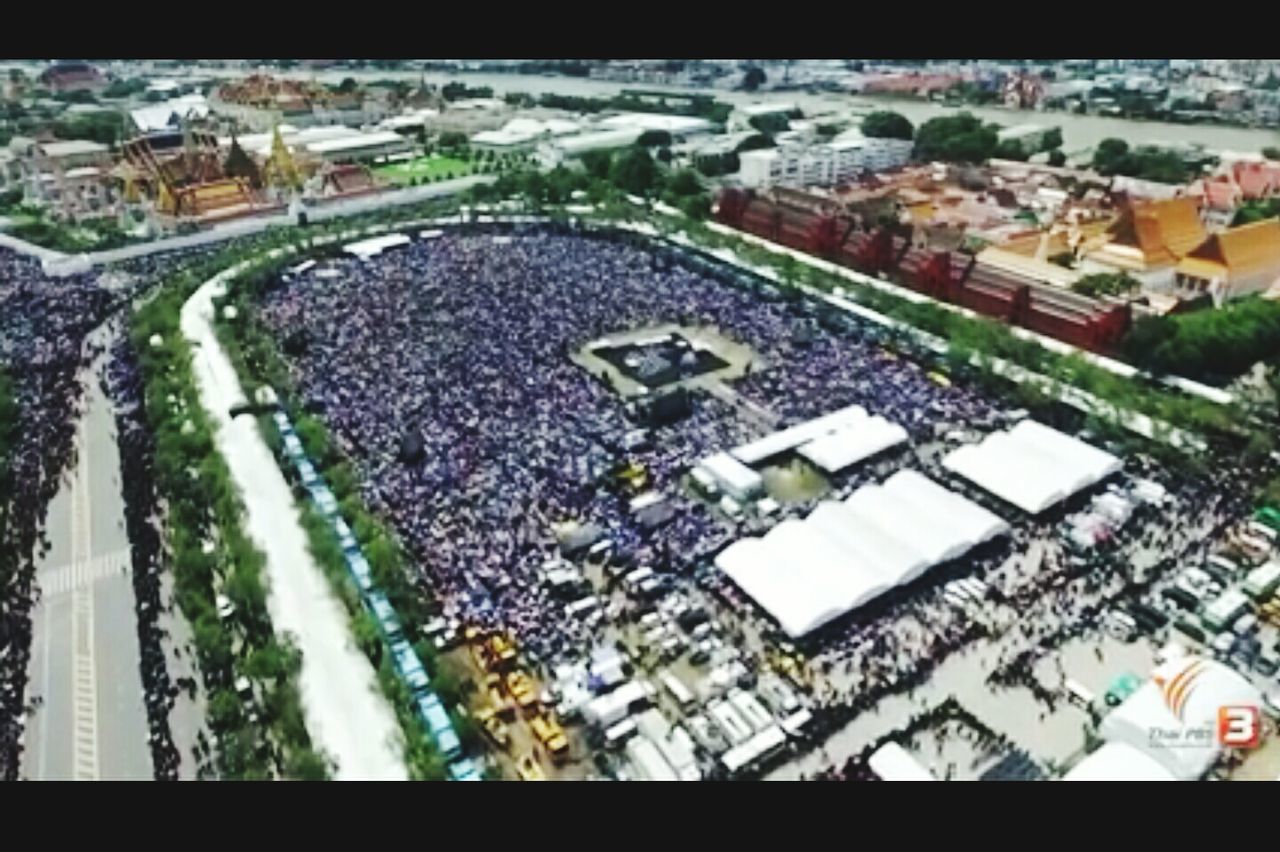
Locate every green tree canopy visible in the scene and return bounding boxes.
[913,113,998,164]
[637,129,672,148]
[1047,149,1067,167]
[1041,127,1063,151]
[1263,146,1280,161]
[741,66,766,92]
[609,146,658,196]
[1122,298,1280,380]
[1071,272,1140,299]
[580,149,612,180]
[860,110,914,141]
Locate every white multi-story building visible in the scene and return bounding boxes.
[738,136,912,189]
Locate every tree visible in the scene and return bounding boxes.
[636,129,672,148]
[913,113,998,164]
[1040,127,1063,151]
[748,113,789,136]
[656,146,672,164]
[336,77,358,93]
[1071,272,1140,299]
[1093,138,1130,175]
[1263,146,1280,161]
[1232,198,1280,226]
[741,66,766,92]
[665,168,702,197]
[1047,149,1067,167]
[609,146,658,196]
[581,149,612,180]
[995,140,1029,162]
[860,111,914,141]
[735,133,775,154]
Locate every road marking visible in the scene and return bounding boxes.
[37,549,132,598]
[69,413,99,781]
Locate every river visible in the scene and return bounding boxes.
[251,67,1280,156]
[10,61,1279,155]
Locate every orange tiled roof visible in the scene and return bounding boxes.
[1107,197,1207,267]
[1178,218,1280,281]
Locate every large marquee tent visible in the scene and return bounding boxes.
[942,419,1122,514]
[715,470,1009,638]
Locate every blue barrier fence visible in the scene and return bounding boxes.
[270,409,482,781]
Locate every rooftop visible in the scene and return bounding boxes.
[1178,218,1280,281]
[38,139,109,158]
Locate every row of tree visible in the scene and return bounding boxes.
[1092,138,1189,184]
[1121,298,1280,381]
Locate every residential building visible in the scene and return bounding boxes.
[1174,219,1280,304]
[38,61,107,94]
[738,136,912,190]
[20,139,114,219]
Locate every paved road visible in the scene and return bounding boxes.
[22,339,152,781]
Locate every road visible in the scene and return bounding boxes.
[22,335,151,781]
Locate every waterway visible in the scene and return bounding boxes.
[7,61,1277,157]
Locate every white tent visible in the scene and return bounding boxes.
[797,416,909,473]
[730,405,867,465]
[697,451,764,502]
[1061,742,1177,781]
[715,470,1010,638]
[943,420,1122,514]
[868,742,936,781]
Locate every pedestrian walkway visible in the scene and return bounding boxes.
[37,549,131,598]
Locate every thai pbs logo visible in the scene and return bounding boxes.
[1152,660,1262,749]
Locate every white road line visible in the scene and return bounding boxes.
[70,415,99,781]
[38,550,131,598]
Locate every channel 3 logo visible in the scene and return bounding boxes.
[1217,705,1262,749]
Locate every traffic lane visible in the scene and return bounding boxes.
[94,574,152,780]
[24,594,74,780]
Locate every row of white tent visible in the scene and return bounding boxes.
[942,419,1123,515]
[695,405,909,503]
[715,469,1010,638]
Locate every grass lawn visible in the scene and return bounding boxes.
[374,154,472,185]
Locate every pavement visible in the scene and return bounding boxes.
[22,339,151,781]
[181,271,408,780]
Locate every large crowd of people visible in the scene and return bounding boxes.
[254,226,1018,666]
[0,249,116,777]
[0,246,210,779]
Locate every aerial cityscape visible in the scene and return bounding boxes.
[2,58,1280,782]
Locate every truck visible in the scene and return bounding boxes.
[530,714,571,765]
[1244,561,1280,601]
